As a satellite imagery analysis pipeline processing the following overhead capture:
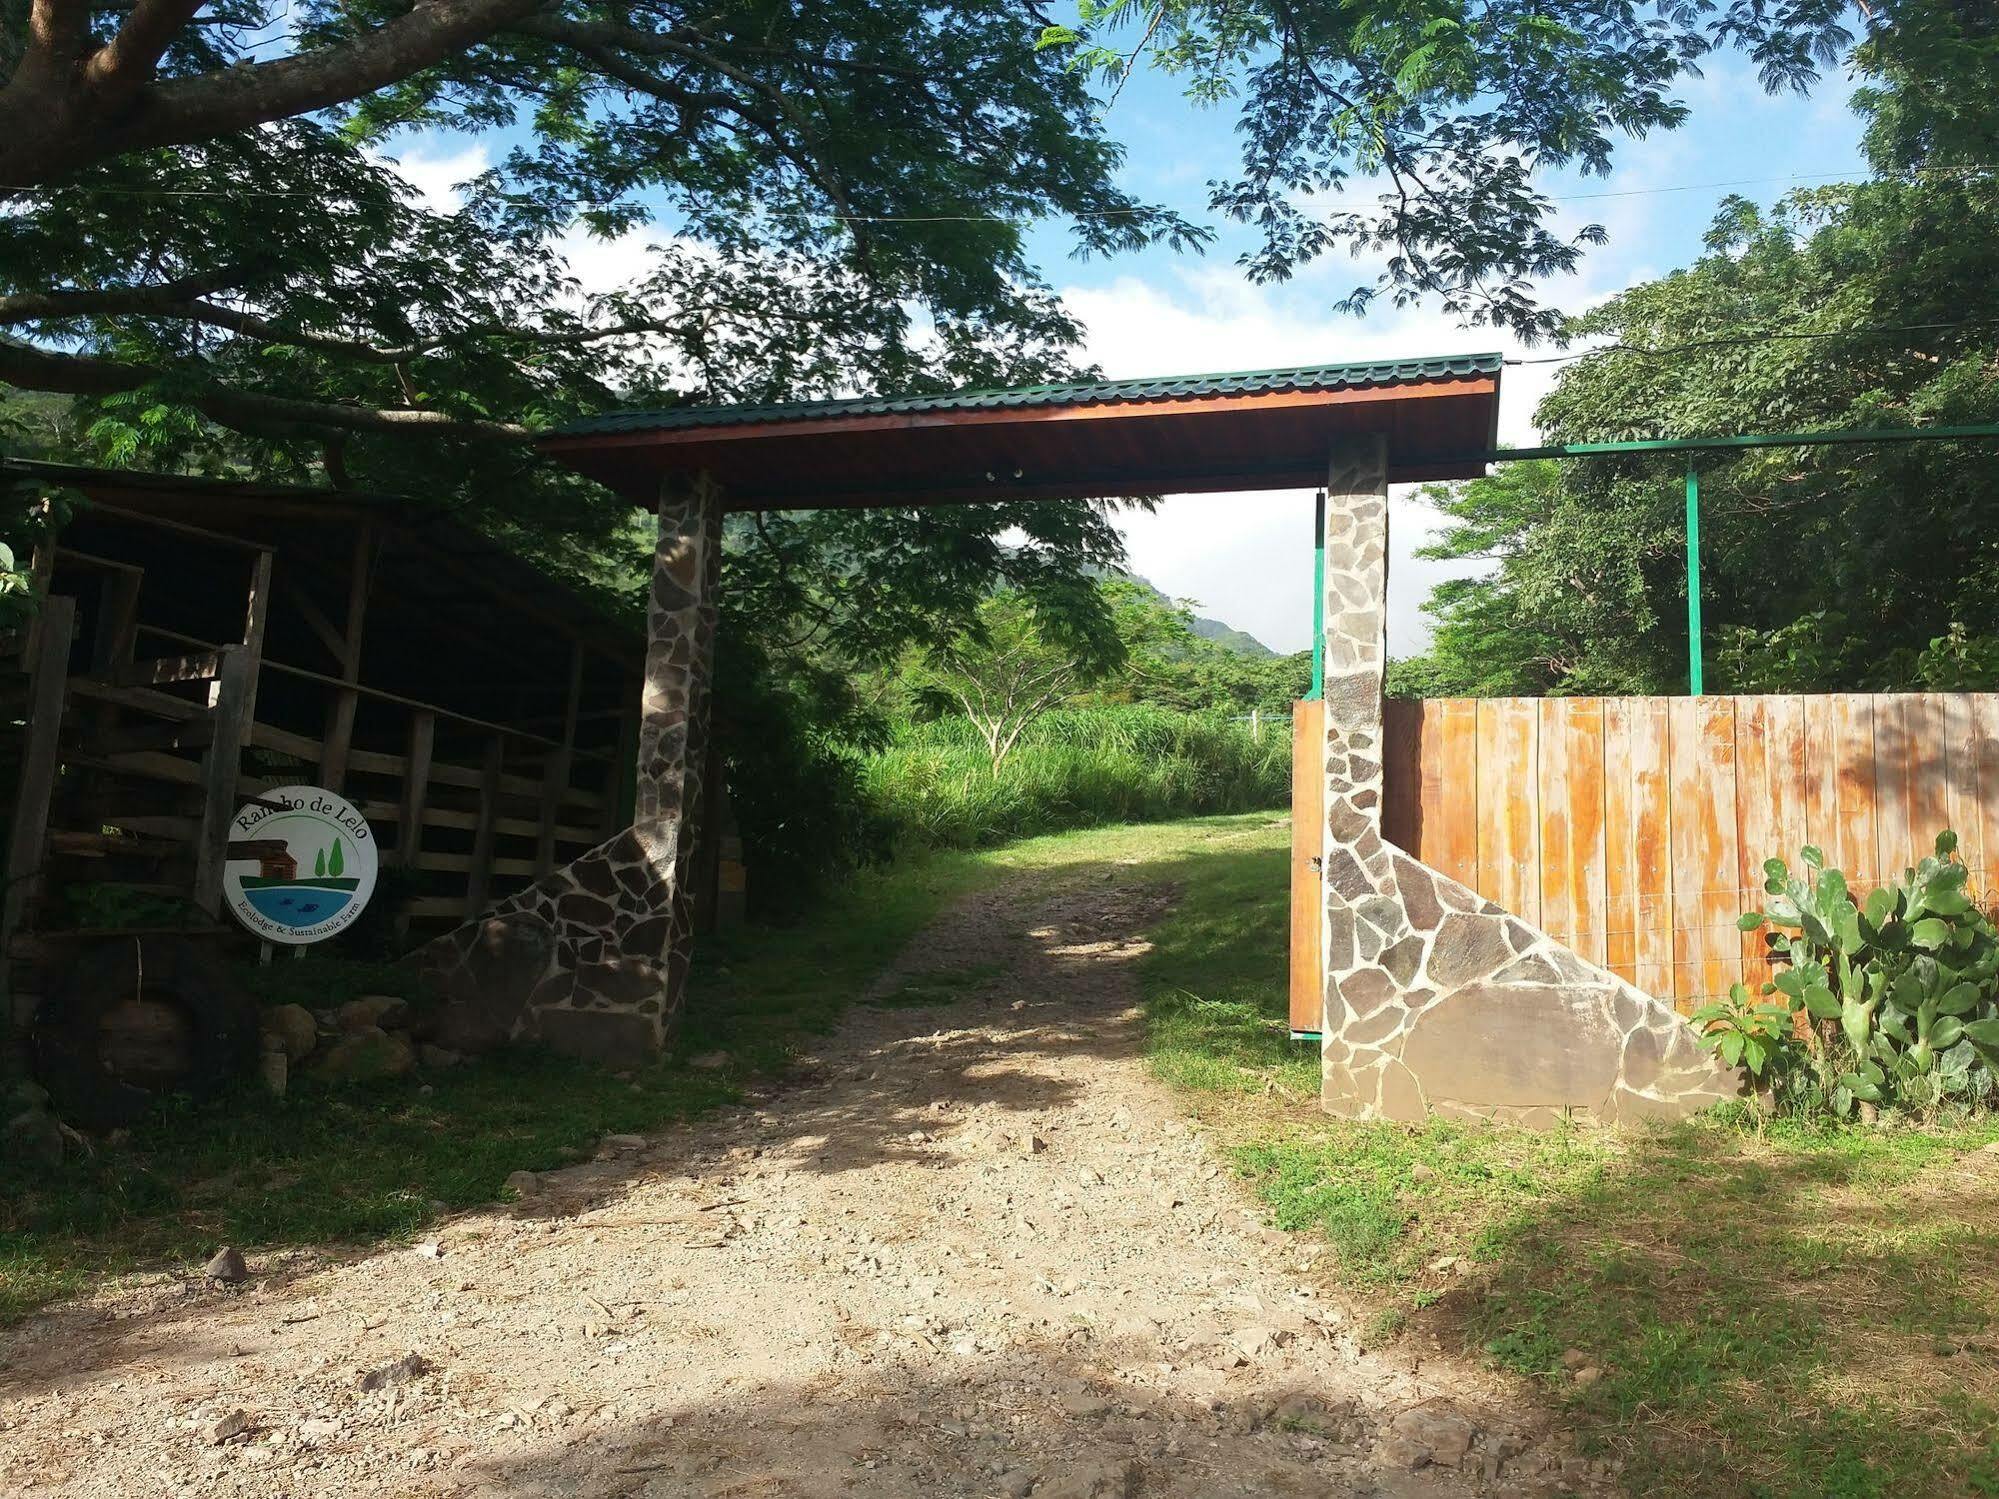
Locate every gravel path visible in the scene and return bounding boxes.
[0,871,1609,1498]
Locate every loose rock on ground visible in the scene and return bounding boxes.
[0,870,1605,1497]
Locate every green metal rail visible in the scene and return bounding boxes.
[1491,423,1999,695]
[1304,421,1999,701]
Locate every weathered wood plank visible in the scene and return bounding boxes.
[1602,698,1638,987]
[238,549,273,729]
[67,677,206,722]
[1872,693,1915,882]
[1668,696,1738,1005]
[1908,692,1951,864]
[1379,698,1422,858]
[1476,698,1540,925]
[1968,696,1999,902]
[1628,698,1675,1002]
[1289,699,1325,1035]
[1536,698,1573,954]
[1733,696,1778,992]
[115,650,227,687]
[397,711,436,871]
[1427,699,1478,886]
[1831,695,1878,885]
[1565,698,1608,968]
[535,642,586,877]
[464,738,506,919]
[192,646,253,917]
[2,596,76,961]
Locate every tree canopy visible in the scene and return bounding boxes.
[1391,7,1999,697]
[1059,0,1872,338]
[6,0,1991,692]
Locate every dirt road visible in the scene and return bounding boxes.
[0,874,1604,1498]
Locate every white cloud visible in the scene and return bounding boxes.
[1058,268,1590,656]
[1052,101,1792,660]
[365,140,491,214]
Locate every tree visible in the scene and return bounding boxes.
[1394,8,1999,696]
[0,1,1220,682]
[1091,577,1308,713]
[915,589,1122,771]
[1058,0,1878,338]
[1,2,1207,457]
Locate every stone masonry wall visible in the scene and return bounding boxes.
[417,474,722,1065]
[1317,437,1744,1124]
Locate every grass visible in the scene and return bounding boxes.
[1126,815,1999,1498]
[857,704,1288,852]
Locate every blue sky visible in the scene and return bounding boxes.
[1014,51,1871,655]
[384,40,1872,656]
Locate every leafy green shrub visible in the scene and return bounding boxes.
[1726,831,1999,1117]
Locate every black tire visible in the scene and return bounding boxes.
[32,937,258,1129]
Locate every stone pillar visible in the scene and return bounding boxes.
[638,472,725,1004]
[416,472,724,1065]
[1317,435,1404,1111]
[1316,438,1746,1126]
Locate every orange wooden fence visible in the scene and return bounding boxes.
[1379,694,1999,1010]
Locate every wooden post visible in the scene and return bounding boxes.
[192,646,253,918]
[397,711,436,869]
[535,640,585,876]
[319,524,373,793]
[599,681,641,840]
[464,737,505,918]
[238,548,273,729]
[2,595,75,1011]
[88,567,141,726]
[395,709,435,944]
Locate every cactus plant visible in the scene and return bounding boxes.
[1736,831,1999,1117]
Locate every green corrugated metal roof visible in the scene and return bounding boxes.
[553,353,1503,437]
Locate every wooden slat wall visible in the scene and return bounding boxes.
[1380,692,1999,1011]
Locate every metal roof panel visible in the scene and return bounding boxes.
[553,354,1504,437]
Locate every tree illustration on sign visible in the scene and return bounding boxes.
[315,847,326,877]
[329,839,345,878]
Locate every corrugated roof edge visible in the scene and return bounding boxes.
[551,353,1503,438]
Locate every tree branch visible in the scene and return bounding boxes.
[82,0,205,102]
[0,0,546,185]
[0,268,247,324]
[0,338,533,441]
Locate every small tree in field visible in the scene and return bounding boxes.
[921,591,1105,772]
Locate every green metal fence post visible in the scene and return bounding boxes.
[1308,489,1325,701]
[1685,458,1704,696]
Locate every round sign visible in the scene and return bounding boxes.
[224,785,378,945]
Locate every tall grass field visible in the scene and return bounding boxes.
[857,704,1290,851]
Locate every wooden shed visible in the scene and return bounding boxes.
[1,461,645,1026]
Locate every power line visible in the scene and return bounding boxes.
[8,164,1993,215]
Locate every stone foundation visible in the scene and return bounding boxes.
[417,475,722,1063]
[1316,436,1743,1124]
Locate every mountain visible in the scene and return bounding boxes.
[1101,568,1277,658]
[1186,613,1276,658]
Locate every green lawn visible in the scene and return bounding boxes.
[8,810,1999,1499]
